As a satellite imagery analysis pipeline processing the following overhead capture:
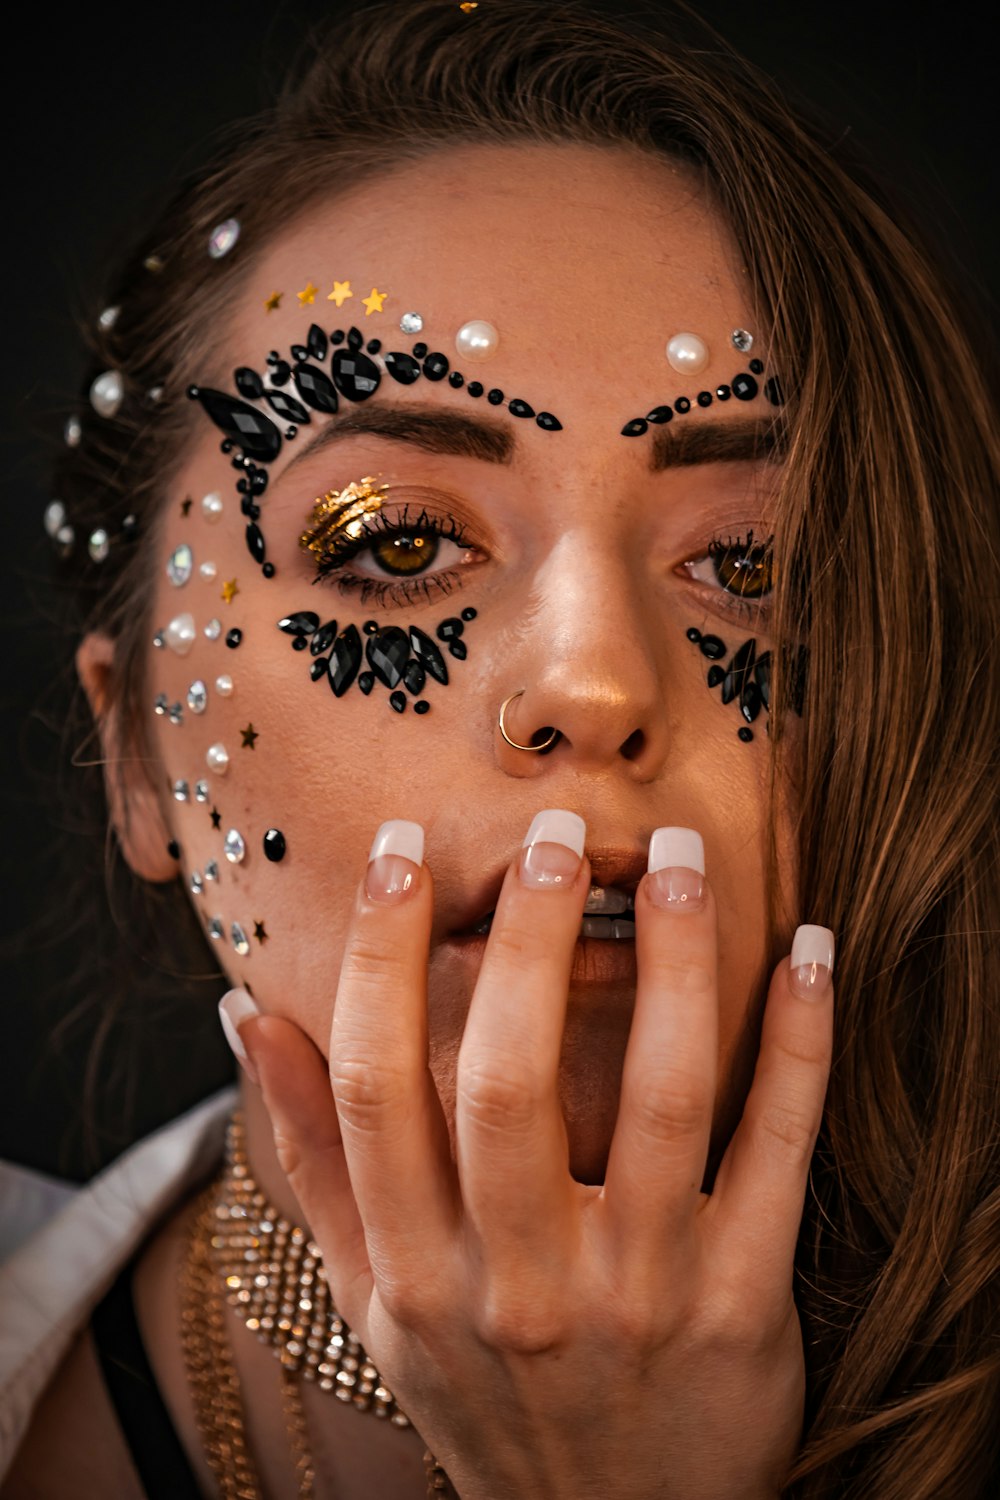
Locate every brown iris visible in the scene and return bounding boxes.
[709,530,775,599]
[369,531,441,576]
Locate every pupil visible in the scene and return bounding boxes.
[372,531,440,577]
[715,544,773,599]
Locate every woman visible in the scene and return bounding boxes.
[2,0,997,1495]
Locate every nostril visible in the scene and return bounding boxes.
[620,728,646,761]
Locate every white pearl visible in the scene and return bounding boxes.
[88,529,110,563]
[90,369,124,418]
[206,742,229,775]
[455,320,499,362]
[215,674,234,697]
[164,611,196,655]
[202,492,223,522]
[199,560,217,581]
[665,332,710,375]
[98,305,120,331]
[44,500,66,537]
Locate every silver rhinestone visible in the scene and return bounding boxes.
[731,328,754,353]
[208,218,241,259]
[194,779,209,802]
[208,917,224,941]
[201,491,224,523]
[204,617,222,640]
[190,870,204,895]
[64,415,81,448]
[88,528,110,563]
[399,311,423,334]
[205,859,220,882]
[215,674,233,697]
[168,702,184,725]
[44,500,66,537]
[55,524,75,556]
[153,631,165,649]
[172,779,190,802]
[232,921,250,956]
[206,742,229,775]
[89,369,124,418]
[199,560,217,581]
[153,693,168,715]
[167,542,193,587]
[98,305,120,331]
[187,679,208,714]
[224,828,246,864]
[145,385,164,406]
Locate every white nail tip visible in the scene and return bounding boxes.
[522,809,586,856]
[218,989,259,1061]
[791,924,835,973]
[369,819,424,866]
[648,827,705,875]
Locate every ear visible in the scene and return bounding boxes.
[75,630,178,883]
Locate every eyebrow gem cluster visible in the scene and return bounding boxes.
[684,626,807,741]
[621,358,784,437]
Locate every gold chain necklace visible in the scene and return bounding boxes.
[179,1109,453,1498]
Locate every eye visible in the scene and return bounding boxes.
[347,525,472,580]
[680,529,775,622]
[306,503,485,609]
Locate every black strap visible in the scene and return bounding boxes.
[90,1247,204,1500]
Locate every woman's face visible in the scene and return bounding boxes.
[128,143,800,1184]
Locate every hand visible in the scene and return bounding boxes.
[232,812,835,1500]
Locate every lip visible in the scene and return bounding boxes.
[447,843,650,936]
[443,929,639,986]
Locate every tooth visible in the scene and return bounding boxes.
[580,915,613,938]
[612,920,636,940]
[582,885,631,916]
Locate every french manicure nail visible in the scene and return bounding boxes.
[218,988,261,1084]
[646,826,706,911]
[789,924,835,999]
[366,819,424,904]
[519,808,586,888]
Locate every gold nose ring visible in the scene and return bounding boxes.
[497,691,559,752]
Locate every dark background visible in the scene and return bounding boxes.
[2,0,996,1181]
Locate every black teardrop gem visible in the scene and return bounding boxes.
[403,660,426,695]
[192,388,282,462]
[754,651,771,711]
[509,398,535,418]
[263,828,287,862]
[308,323,328,362]
[347,326,363,351]
[448,638,467,660]
[277,611,319,636]
[310,657,329,681]
[265,388,310,424]
[329,624,362,696]
[311,619,338,655]
[332,347,382,401]
[448,371,465,388]
[270,359,291,387]
[235,367,264,399]
[732,373,759,402]
[621,418,648,437]
[698,634,727,661]
[167,839,181,860]
[389,690,407,713]
[384,351,422,385]
[409,626,448,685]
[366,626,410,689]
[764,376,785,406]
[722,637,756,704]
[646,405,673,424]
[674,397,691,414]
[740,679,762,723]
[358,672,374,695]
[422,353,449,381]
[246,522,266,564]
[291,344,310,362]
[293,362,339,414]
[707,664,725,688]
[436,617,464,640]
[536,412,562,431]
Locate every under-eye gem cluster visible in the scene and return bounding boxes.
[685,626,807,740]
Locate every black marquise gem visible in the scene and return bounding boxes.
[422,353,449,381]
[246,522,266,564]
[293,363,339,415]
[265,388,310,424]
[263,828,287,862]
[358,672,374,695]
[448,371,465,388]
[409,626,448,685]
[646,405,673,424]
[332,347,382,401]
[235,366,264,399]
[448,638,468,660]
[366,627,410,689]
[278,611,319,636]
[698,634,726,661]
[674,396,691,414]
[707,664,725,689]
[732,372,759,401]
[754,652,771,711]
[414,700,430,715]
[509,398,535,418]
[697,391,713,408]
[347,326,363,352]
[226,628,242,648]
[366,338,382,355]
[740,679,762,723]
[467,381,484,398]
[389,690,407,713]
[403,660,426,695]
[412,341,428,359]
[308,323,328,362]
[310,619,338,655]
[436,617,464,641]
[686,627,702,642]
[487,388,504,405]
[536,412,562,430]
[764,376,785,406]
[329,624,362,696]
[292,636,308,651]
[270,359,291,387]
[461,607,477,621]
[738,727,754,742]
[384,351,422,385]
[191,388,282,462]
[721,637,756,704]
[716,385,731,401]
[621,418,648,437]
[749,358,764,375]
[310,657,329,681]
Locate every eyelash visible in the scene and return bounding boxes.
[310,505,775,621]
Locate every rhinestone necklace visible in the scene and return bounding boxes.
[179,1108,453,1498]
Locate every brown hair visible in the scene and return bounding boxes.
[39,1,1000,1493]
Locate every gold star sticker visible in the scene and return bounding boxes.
[221,578,239,605]
[253,920,268,945]
[264,290,283,313]
[180,497,192,517]
[241,722,259,749]
[327,280,353,307]
[297,281,318,306]
[361,287,387,316]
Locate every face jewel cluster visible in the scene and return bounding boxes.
[276,607,477,714]
[684,626,807,742]
[621,346,783,437]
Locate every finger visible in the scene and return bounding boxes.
[706,926,835,1311]
[330,820,455,1273]
[220,992,372,1317]
[603,828,717,1258]
[455,809,588,1266]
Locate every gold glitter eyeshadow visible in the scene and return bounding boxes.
[299,475,390,559]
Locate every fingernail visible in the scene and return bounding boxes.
[519,808,586,888]
[218,988,261,1084]
[789,924,835,999]
[366,819,424,904]
[646,827,706,911]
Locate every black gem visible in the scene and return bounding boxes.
[403,659,426,695]
[347,326,363,352]
[621,418,648,437]
[293,363,339,415]
[122,514,139,539]
[697,391,713,408]
[311,619,338,655]
[358,672,374,695]
[686,627,702,642]
[422,352,449,381]
[308,324,328,361]
[192,388,282,462]
[509,398,535,418]
[487,388,504,405]
[270,359,291,387]
[384,351,421,385]
[265,388,310,424]
[448,638,467,660]
[262,562,276,579]
[646,405,673,424]
[754,651,771,711]
[263,828,287,862]
[738,727,754,742]
[246,522,266,564]
[764,376,785,406]
[167,839,180,860]
[226,628,242,649]
[332,347,382,401]
[467,381,484,398]
[235,366,264,399]
[716,385,731,401]
[414,700,430,715]
[277,611,319,636]
[239,493,252,512]
[363,620,379,635]
[674,396,691,414]
[448,371,465,388]
[292,635,308,651]
[329,624,362,696]
[389,690,407,713]
[409,626,448,685]
[412,341,428,359]
[291,344,310,362]
[536,412,562,430]
[331,329,345,344]
[366,626,410,688]
[461,607,477,621]
[749,358,764,374]
[707,664,725,688]
[732,372,759,401]
[285,425,296,440]
[740,679,762,723]
[698,634,727,660]
[310,657,328,681]
[721,638,756,704]
[366,338,382,355]
[436,617,464,641]
[220,439,233,453]
[266,351,279,365]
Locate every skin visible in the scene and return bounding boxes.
[76,144,832,1498]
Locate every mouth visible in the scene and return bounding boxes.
[466,883,636,941]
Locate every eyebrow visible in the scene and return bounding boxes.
[278,401,785,478]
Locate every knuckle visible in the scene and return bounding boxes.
[331,1054,410,1132]
[629,1071,712,1140]
[648,956,714,998]
[476,1286,565,1353]
[378,1275,441,1329]
[483,923,551,977]
[750,1095,819,1166]
[458,1058,545,1135]
[340,939,415,994]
